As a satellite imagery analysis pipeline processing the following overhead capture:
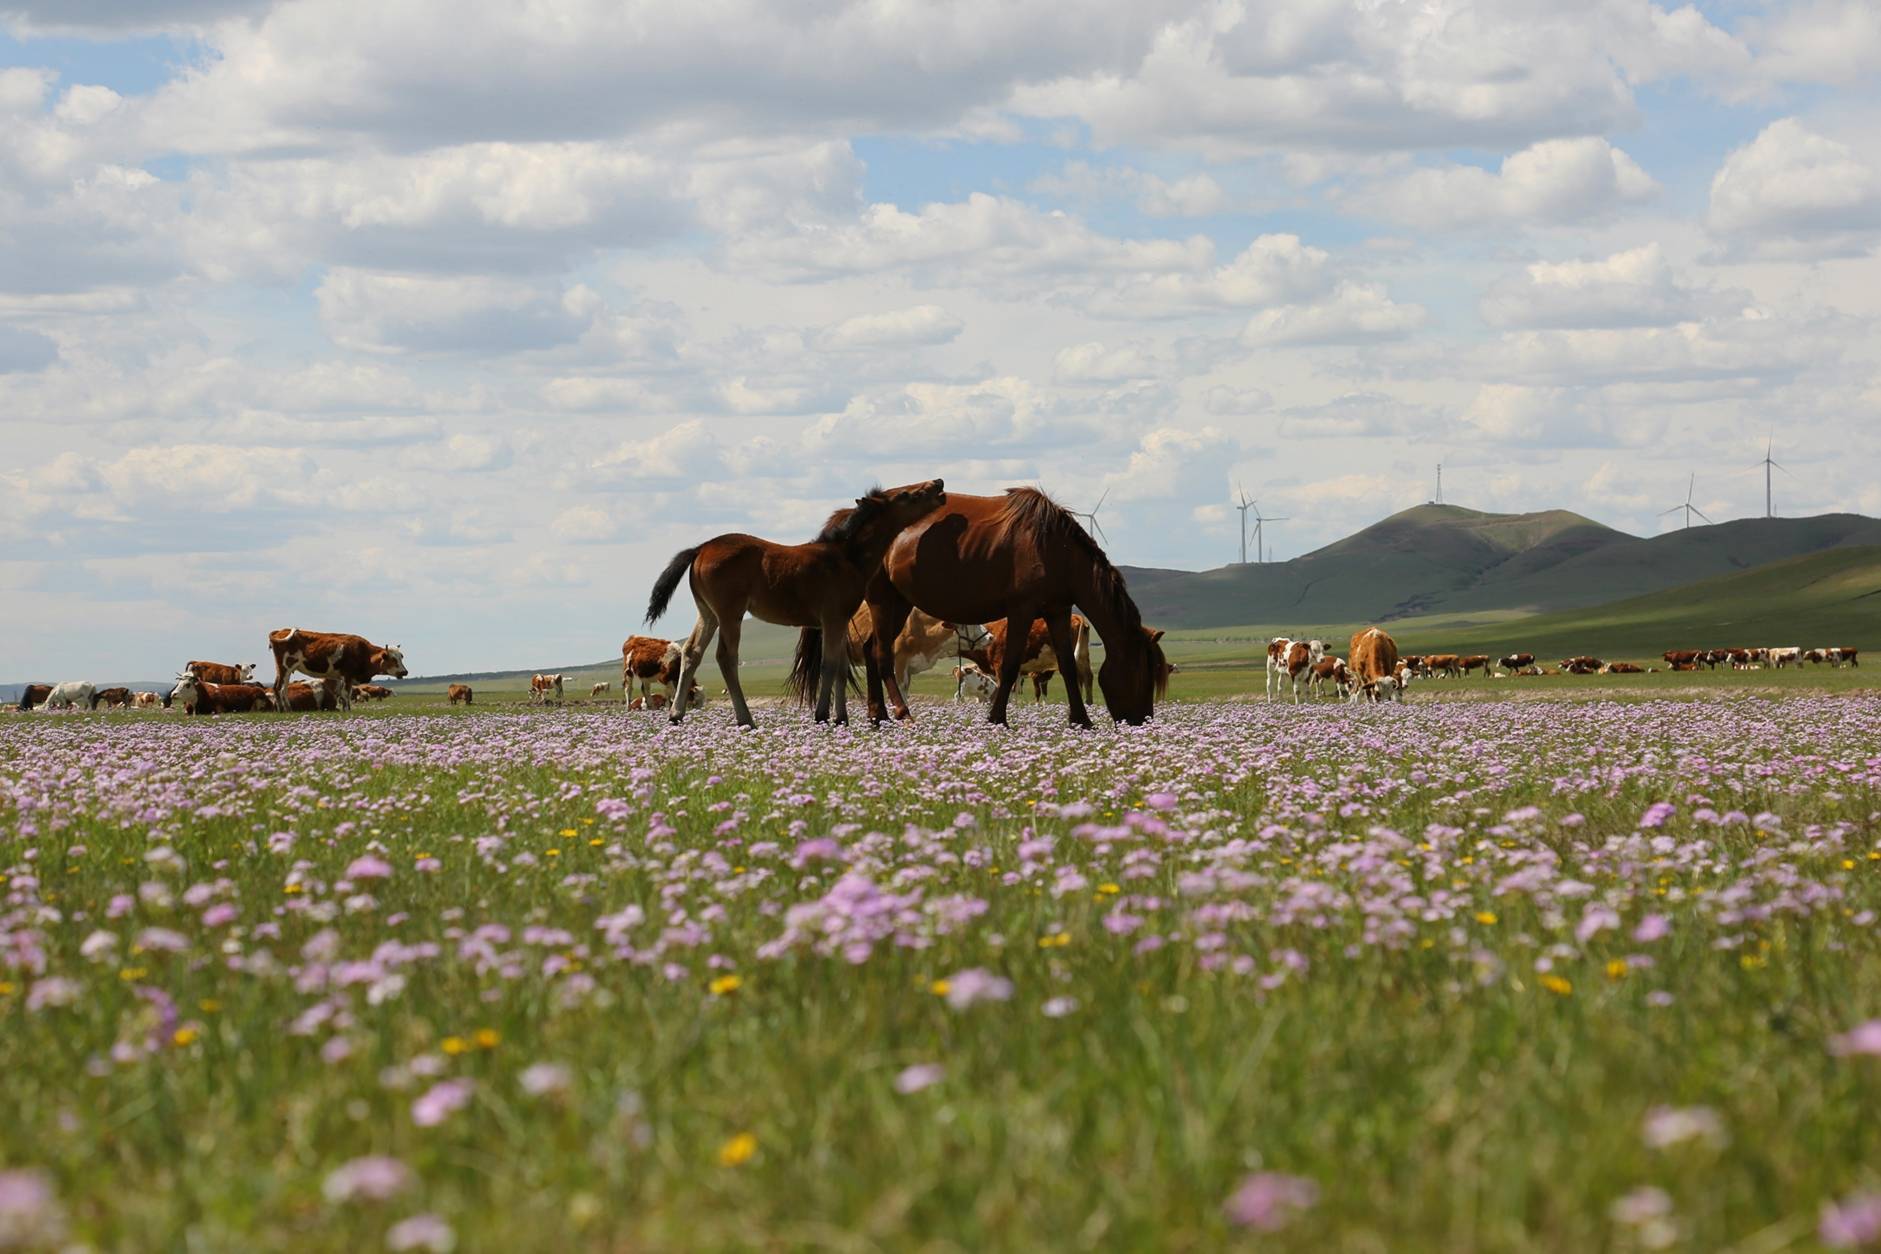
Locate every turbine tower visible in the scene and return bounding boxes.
[1661,474,1712,530]
[1755,435,1789,518]
[1251,502,1290,564]
[1069,489,1109,545]
[1234,485,1256,565]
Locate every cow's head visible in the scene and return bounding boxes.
[376,645,409,679]
[170,673,201,709]
[239,663,256,682]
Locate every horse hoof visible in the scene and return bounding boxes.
[668,715,682,725]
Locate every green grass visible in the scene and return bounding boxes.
[4,691,1881,1249]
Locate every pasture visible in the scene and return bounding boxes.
[4,689,1880,1250]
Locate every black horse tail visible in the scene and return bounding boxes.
[787,627,860,706]
[645,546,700,625]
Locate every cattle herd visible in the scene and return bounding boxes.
[5,476,1866,723]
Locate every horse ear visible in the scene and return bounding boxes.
[1150,629,1166,642]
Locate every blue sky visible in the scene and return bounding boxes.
[3,0,1880,678]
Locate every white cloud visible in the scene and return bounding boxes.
[442,433,512,472]
[1241,282,1425,345]
[1480,244,1725,329]
[1344,138,1658,230]
[1031,161,1226,218]
[1708,118,1881,258]
[314,271,596,354]
[1054,340,1154,383]
[549,504,621,544]
[820,304,963,350]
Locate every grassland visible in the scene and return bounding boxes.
[4,686,1881,1249]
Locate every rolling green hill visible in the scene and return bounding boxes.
[1121,506,1881,630]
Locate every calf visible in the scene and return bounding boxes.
[529,674,564,704]
[447,684,474,705]
[172,674,274,715]
[1309,655,1350,699]
[621,636,698,710]
[591,681,611,697]
[268,628,407,713]
[187,660,256,686]
[89,687,133,710]
[952,662,997,702]
[352,684,394,701]
[280,679,340,712]
[963,616,1099,706]
[132,691,161,709]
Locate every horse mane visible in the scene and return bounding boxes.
[813,486,891,547]
[997,487,1143,635]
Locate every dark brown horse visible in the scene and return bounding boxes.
[645,480,946,726]
[862,488,1169,727]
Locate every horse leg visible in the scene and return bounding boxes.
[1045,613,1094,730]
[714,615,755,728]
[672,605,718,726]
[987,611,1033,726]
[869,591,916,722]
[822,612,852,726]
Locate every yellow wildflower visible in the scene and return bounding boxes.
[709,974,744,996]
[475,1028,500,1049]
[1038,931,1071,949]
[1540,974,1573,996]
[1475,911,1498,925]
[199,999,222,1013]
[442,1036,469,1056]
[929,979,951,997]
[559,828,578,837]
[1096,883,1121,895]
[717,1132,757,1167]
[1605,959,1628,980]
[117,967,147,982]
[173,1027,198,1047]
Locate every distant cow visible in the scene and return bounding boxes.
[1348,627,1403,704]
[40,681,94,711]
[89,687,132,710]
[1767,646,1801,669]
[1663,650,1700,668]
[352,684,394,701]
[622,636,703,711]
[1499,653,1535,672]
[591,681,610,697]
[172,673,274,715]
[447,684,474,705]
[845,606,977,700]
[187,661,256,686]
[1828,647,1861,668]
[530,674,565,705]
[17,683,52,711]
[1422,653,1461,679]
[132,691,161,709]
[1458,655,1490,678]
[960,616,1096,706]
[268,628,408,713]
[1601,662,1646,674]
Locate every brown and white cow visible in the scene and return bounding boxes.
[1422,653,1461,679]
[591,681,610,697]
[1766,646,1801,669]
[1309,655,1350,700]
[280,678,341,712]
[962,616,1098,705]
[268,629,408,713]
[352,683,394,702]
[952,661,997,702]
[172,673,275,715]
[1828,647,1861,668]
[1347,627,1403,703]
[846,606,986,700]
[447,684,474,705]
[1662,649,1700,668]
[621,636,702,711]
[1267,637,1325,700]
[186,660,256,687]
[89,687,132,710]
[1601,662,1646,674]
[529,674,565,704]
[1458,655,1491,678]
[1498,653,1535,672]
[132,691,161,709]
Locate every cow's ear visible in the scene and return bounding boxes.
[1150,629,1165,642]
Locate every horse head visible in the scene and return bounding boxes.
[1097,626,1169,725]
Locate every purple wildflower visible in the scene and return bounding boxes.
[321,1156,412,1203]
[1223,1172,1318,1231]
[894,1063,945,1094]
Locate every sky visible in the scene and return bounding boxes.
[3,0,1880,679]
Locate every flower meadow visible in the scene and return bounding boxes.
[3,696,1880,1251]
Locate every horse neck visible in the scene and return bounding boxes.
[1068,559,1139,660]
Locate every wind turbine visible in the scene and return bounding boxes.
[1251,501,1290,564]
[1069,489,1109,545]
[1234,484,1257,565]
[1661,474,1712,530]
[1755,434,1790,518]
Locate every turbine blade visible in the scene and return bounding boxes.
[1660,505,1683,516]
[1693,506,1713,523]
[1092,487,1108,512]
[1092,519,1110,544]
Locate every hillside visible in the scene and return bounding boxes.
[1122,507,1881,630]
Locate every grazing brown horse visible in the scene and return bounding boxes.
[645,480,946,727]
[863,488,1168,727]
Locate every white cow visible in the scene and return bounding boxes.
[41,681,94,711]
[1767,646,1801,669]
